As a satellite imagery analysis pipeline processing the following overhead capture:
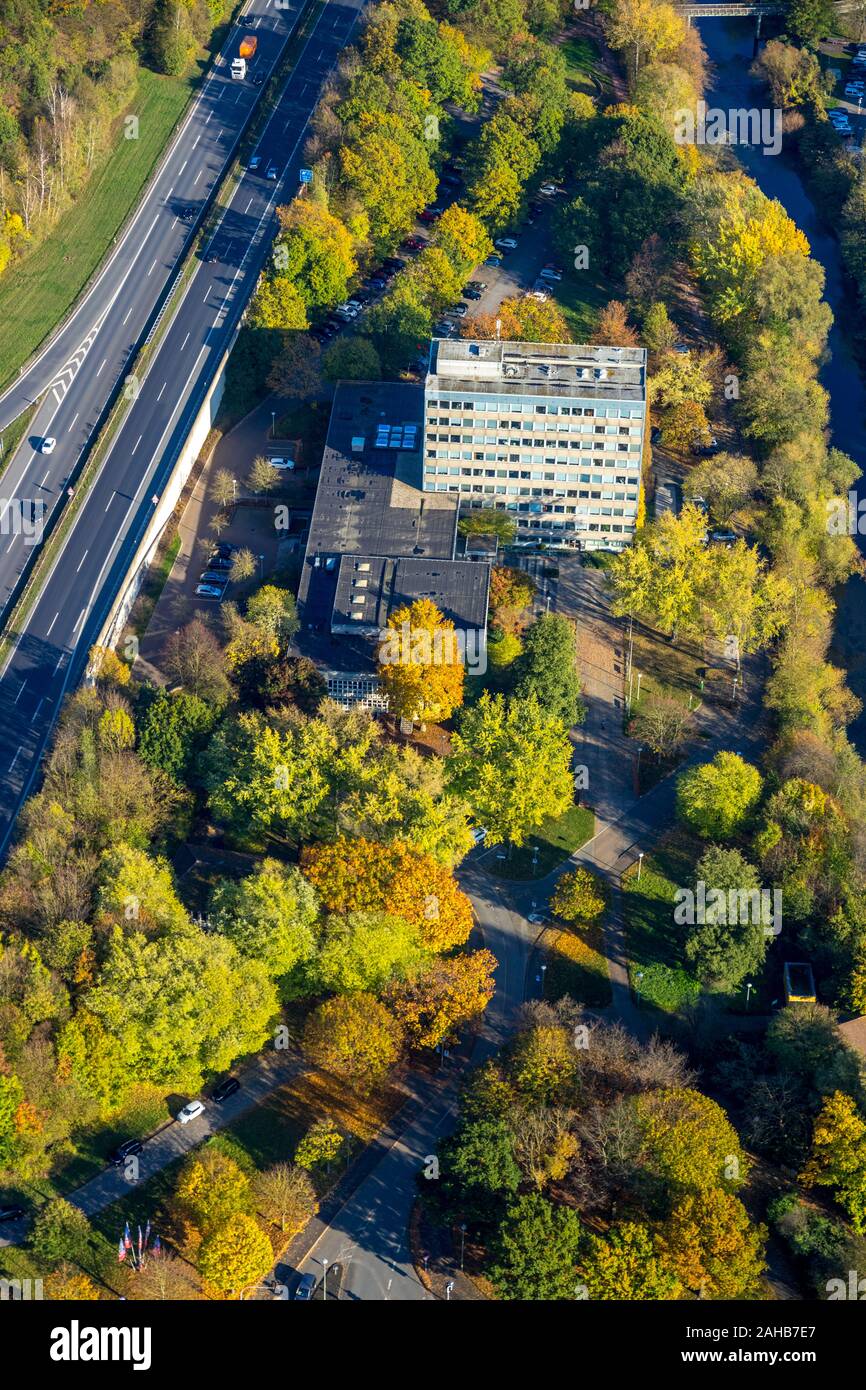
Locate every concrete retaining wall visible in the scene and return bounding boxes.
[94,336,235,654]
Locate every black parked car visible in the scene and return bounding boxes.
[0,1205,26,1223]
[211,1077,240,1104]
[110,1139,143,1168]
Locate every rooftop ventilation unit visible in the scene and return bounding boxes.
[351,436,365,453]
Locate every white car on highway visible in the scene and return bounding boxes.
[39,437,57,454]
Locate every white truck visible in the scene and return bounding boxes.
[231,35,257,80]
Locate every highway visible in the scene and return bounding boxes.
[0,0,304,615]
[0,0,364,855]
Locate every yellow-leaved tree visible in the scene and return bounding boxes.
[377,598,465,723]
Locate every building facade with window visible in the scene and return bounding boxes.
[423,339,647,550]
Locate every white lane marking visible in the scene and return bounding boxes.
[73,609,85,633]
[76,549,88,572]
[205,111,212,124]
[104,492,116,512]
[67,412,79,432]
[8,746,22,773]
[171,217,179,229]
[46,612,59,637]
[193,170,202,186]
[53,651,67,676]
[147,259,157,276]
[39,471,49,487]
[181,332,190,349]
[203,286,210,303]
[193,135,200,149]
[131,435,142,455]
[96,358,106,377]
[14,680,26,704]
[157,382,166,401]
[32,698,43,724]
[245,198,253,213]
[122,305,133,325]
[178,159,188,175]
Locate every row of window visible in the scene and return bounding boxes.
[425,465,640,483]
[426,419,642,438]
[426,398,644,420]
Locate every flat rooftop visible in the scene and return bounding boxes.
[299,381,490,635]
[427,338,646,401]
[332,554,490,634]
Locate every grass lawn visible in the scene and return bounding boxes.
[0,68,203,390]
[542,921,612,1007]
[628,623,707,713]
[559,35,610,99]
[0,403,39,478]
[621,830,703,1014]
[128,530,182,640]
[488,803,595,881]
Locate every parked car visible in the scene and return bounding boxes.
[494,237,518,250]
[0,1205,26,1223]
[464,280,486,292]
[294,1272,317,1300]
[195,584,224,599]
[451,303,469,318]
[40,437,57,454]
[485,254,502,267]
[176,1100,205,1125]
[539,264,563,281]
[369,275,387,291]
[709,529,737,546]
[470,826,488,845]
[694,437,720,457]
[211,1077,240,1104]
[110,1139,143,1168]
[464,287,482,300]
[208,555,232,571]
[686,494,709,514]
[650,426,662,445]
[382,257,406,270]
[200,571,228,586]
[269,457,295,470]
[529,288,549,302]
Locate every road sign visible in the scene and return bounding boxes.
[299,168,313,184]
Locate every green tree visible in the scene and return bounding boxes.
[610,506,709,640]
[489,1193,584,1300]
[247,456,280,494]
[801,1091,866,1233]
[272,200,356,311]
[632,1086,748,1193]
[676,752,763,840]
[245,586,299,647]
[513,614,584,724]
[294,1118,345,1172]
[438,1115,521,1221]
[137,688,217,785]
[787,0,834,45]
[312,910,424,995]
[248,276,309,330]
[447,692,574,847]
[175,1148,250,1236]
[96,844,191,935]
[84,927,277,1089]
[321,337,382,382]
[682,846,768,989]
[31,1199,95,1270]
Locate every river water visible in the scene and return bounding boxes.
[693,17,866,748]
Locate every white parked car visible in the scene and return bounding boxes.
[195,584,224,599]
[494,237,518,250]
[40,437,57,454]
[176,1100,205,1125]
[269,457,295,470]
[470,826,488,845]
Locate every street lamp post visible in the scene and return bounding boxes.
[322,1261,329,1300]
[635,671,642,703]
[258,553,264,579]
[271,410,276,440]
[459,1223,467,1271]
[745,981,753,1010]
[540,962,547,996]
[637,851,644,882]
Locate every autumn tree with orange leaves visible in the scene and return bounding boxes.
[377,598,465,723]
[300,837,473,952]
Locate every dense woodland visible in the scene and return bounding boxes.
[0,0,234,272]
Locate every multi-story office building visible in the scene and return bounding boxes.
[423,338,647,550]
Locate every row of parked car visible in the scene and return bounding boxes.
[195,541,234,600]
